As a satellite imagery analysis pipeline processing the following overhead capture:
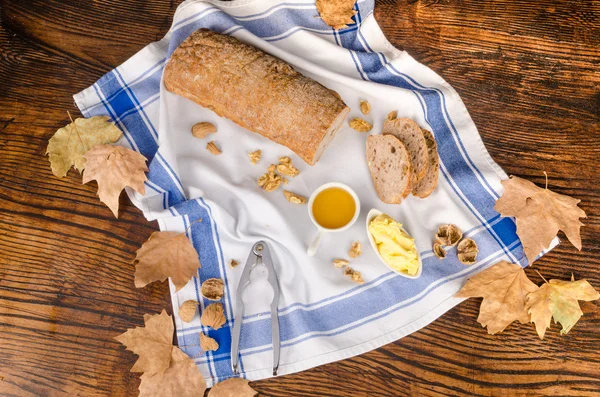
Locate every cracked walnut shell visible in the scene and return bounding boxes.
[200,333,219,352]
[178,300,198,323]
[201,303,226,330]
[201,278,224,301]
[457,238,479,265]
[433,242,446,259]
[435,224,463,246]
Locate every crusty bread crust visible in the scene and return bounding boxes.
[366,134,412,204]
[163,29,350,165]
[382,118,429,186]
[412,128,440,198]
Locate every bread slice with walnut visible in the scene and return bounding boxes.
[412,128,440,198]
[366,134,412,204]
[383,118,428,187]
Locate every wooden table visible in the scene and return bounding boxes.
[1,1,599,396]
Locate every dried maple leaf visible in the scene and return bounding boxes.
[200,333,219,352]
[208,378,258,397]
[46,116,122,177]
[316,0,357,30]
[494,174,586,264]
[82,144,147,217]
[526,275,599,339]
[138,347,206,397]
[134,231,201,292]
[455,261,539,334]
[114,310,174,375]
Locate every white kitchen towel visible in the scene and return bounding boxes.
[74,0,540,387]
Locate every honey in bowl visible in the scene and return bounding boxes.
[311,187,356,229]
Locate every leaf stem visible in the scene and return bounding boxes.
[67,111,86,152]
[543,171,548,190]
[535,269,549,284]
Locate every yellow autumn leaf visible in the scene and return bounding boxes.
[526,276,599,339]
[46,116,122,177]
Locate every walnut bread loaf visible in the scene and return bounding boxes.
[163,29,350,165]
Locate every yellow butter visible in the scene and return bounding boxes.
[368,214,419,275]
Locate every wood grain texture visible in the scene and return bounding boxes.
[0,0,599,396]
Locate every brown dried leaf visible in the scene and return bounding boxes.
[333,259,349,268]
[114,310,174,375]
[208,378,258,397]
[526,276,599,339]
[248,150,262,165]
[283,190,307,204]
[201,303,226,330]
[230,259,240,268]
[348,117,372,132]
[133,231,201,292]
[138,347,206,397]
[200,333,219,352]
[192,122,217,139]
[344,267,364,283]
[435,224,463,246]
[316,0,357,30]
[178,300,198,323]
[455,261,538,334]
[433,242,446,259]
[348,241,362,258]
[201,278,225,301]
[47,116,123,178]
[387,110,397,121]
[494,174,586,264]
[206,141,221,155]
[457,238,479,265]
[82,144,148,218]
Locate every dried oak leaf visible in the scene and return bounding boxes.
[457,238,479,265]
[178,300,198,323]
[494,175,586,264]
[283,190,307,204]
[526,276,599,339]
[192,122,217,139]
[248,150,262,165]
[46,116,122,177]
[201,303,226,330]
[201,278,225,301]
[435,224,463,246]
[360,100,371,115]
[433,242,446,259]
[348,241,362,258]
[82,144,147,218]
[333,259,349,268]
[348,117,372,132]
[344,267,364,284]
[208,378,258,397]
[138,347,206,397]
[200,333,219,352]
[316,0,357,30]
[455,261,538,334]
[114,310,174,375]
[134,231,201,292]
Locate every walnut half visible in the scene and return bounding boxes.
[344,267,364,284]
[283,190,307,204]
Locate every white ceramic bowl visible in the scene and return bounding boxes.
[365,208,422,279]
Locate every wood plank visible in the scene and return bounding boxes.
[1,0,599,396]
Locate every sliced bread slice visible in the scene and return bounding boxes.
[366,134,412,204]
[412,128,440,198]
[383,118,429,186]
